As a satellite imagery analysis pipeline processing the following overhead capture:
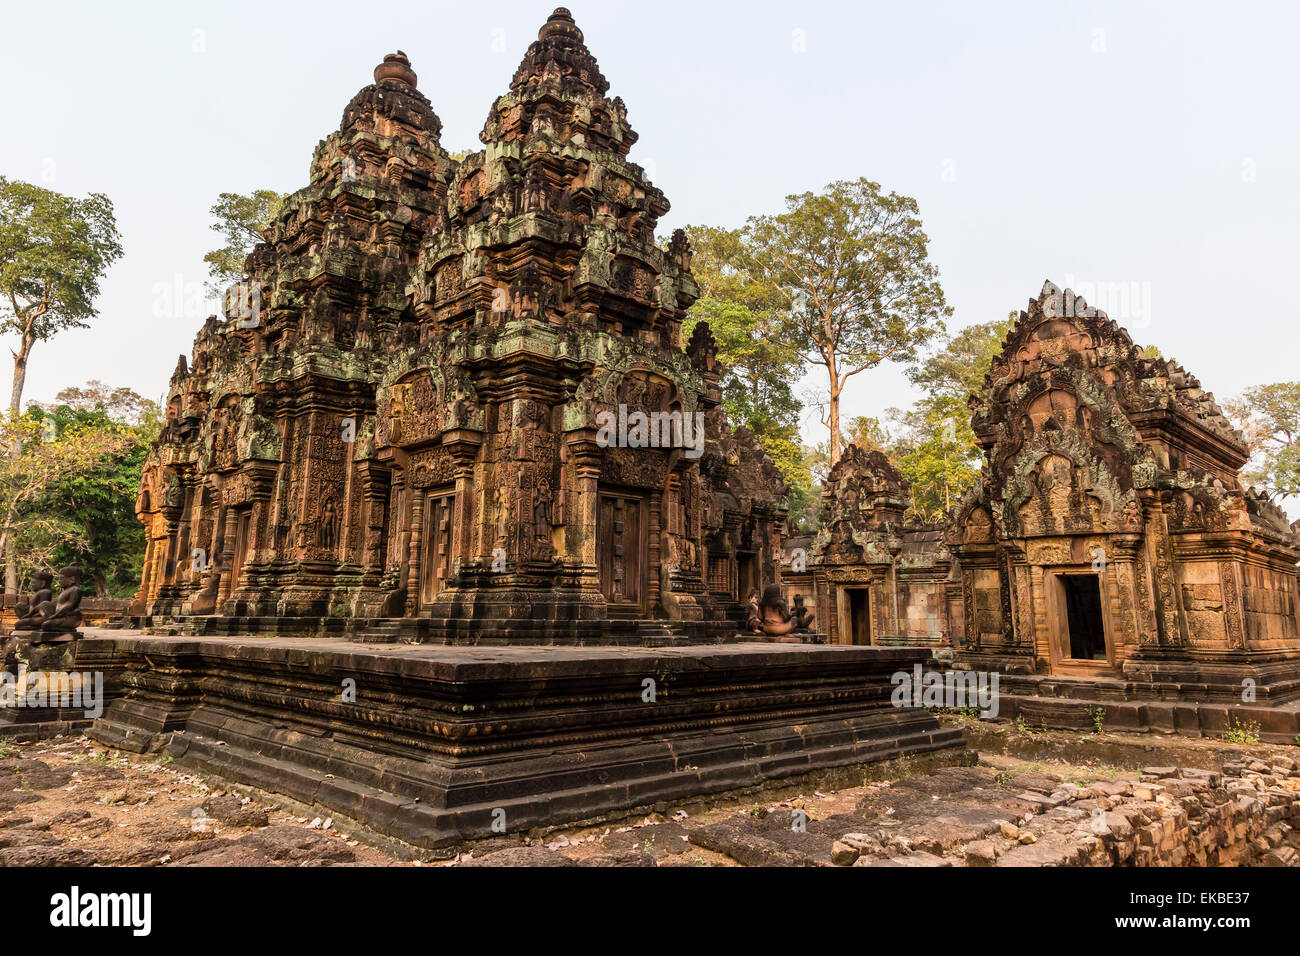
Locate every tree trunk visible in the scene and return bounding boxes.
[8,333,33,419]
[93,570,110,598]
[826,352,843,466]
[0,510,16,598]
[0,518,10,600]
[5,333,35,598]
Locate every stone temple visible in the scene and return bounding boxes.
[84,10,966,849]
[801,281,1300,740]
[66,10,1300,853]
[132,11,788,643]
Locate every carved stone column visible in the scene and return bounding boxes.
[216,507,239,604]
[356,462,393,574]
[443,428,483,570]
[405,491,425,616]
[1144,494,1188,648]
[564,430,602,586]
[647,488,662,611]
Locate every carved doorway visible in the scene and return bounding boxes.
[419,489,456,609]
[597,491,647,614]
[840,587,872,646]
[736,553,757,601]
[1056,573,1108,662]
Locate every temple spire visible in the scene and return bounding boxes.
[509,6,610,96]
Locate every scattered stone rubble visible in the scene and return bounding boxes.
[451,753,1300,868]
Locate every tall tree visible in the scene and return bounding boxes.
[52,379,161,426]
[0,177,124,417]
[203,190,287,293]
[845,415,891,454]
[738,178,951,466]
[1225,382,1300,500]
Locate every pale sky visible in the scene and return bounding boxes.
[2,0,1297,460]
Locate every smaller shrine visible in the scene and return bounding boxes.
[947,281,1300,698]
[808,446,957,647]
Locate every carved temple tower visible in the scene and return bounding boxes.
[133,10,788,642]
[949,281,1300,703]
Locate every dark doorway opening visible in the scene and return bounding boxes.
[736,553,756,602]
[848,589,871,646]
[1062,574,1106,661]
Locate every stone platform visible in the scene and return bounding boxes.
[0,637,120,742]
[83,633,966,849]
[990,673,1300,744]
[126,613,743,647]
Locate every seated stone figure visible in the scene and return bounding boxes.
[31,566,85,645]
[11,571,55,633]
[790,594,815,633]
[754,584,796,638]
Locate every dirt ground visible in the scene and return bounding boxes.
[2,725,1298,866]
[0,735,403,866]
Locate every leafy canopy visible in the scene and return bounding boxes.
[734,178,951,463]
[0,176,123,346]
[1226,382,1300,500]
[9,384,161,596]
[887,316,1013,520]
[203,190,287,292]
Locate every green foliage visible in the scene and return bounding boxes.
[887,316,1013,520]
[1224,716,1261,745]
[845,416,891,454]
[0,413,135,594]
[0,177,123,413]
[1225,382,1300,500]
[21,384,160,597]
[890,394,982,520]
[683,179,953,520]
[683,225,814,527]
[0,177,123,346]
[1090,706,1106,734]
[735,178,951,463]
[203,190,287,293]
[1140,342,1176,365]
[908,315,1014,402]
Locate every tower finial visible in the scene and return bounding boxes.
[539,7,583,43]
[374,51,417,88]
